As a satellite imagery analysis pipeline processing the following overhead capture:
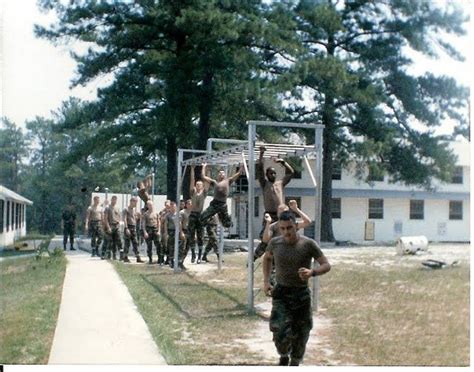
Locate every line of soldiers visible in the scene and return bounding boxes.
[83,162,237,269]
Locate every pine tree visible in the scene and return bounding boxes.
[284,0,469,241]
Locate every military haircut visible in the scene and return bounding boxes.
[278,210,296,224]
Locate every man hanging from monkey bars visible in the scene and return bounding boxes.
[199,162,245,228]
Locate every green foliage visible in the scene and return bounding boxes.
[0,118,29,192]
[284,0,469,240]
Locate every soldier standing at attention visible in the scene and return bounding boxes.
[188,165,208,263]
[163,201,185,269]
[142,200,161,264]
[103,195,123,260]
[263,211,330,366]
[100,199,110,259]
[61,203,77,251]
[201,213,219,263]
[159,200,171,265]
[179,199,192,267]
[200,163,244,228]
[122,197,144,263]
[84,196,103,257]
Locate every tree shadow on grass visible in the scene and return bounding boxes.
[140,272,251,320]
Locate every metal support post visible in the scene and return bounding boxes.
[312,125,324,310]
[247,122,256,313]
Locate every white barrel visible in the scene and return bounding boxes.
[396,236,428,255]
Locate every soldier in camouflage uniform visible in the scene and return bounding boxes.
[100,199,110,259]
[85,196,103,257]
[201,213,219,263]
[103,195,123,260]
[159,200,171,265]
[263,211,330,366]
[188,165,207,263]
[163,201,186,269]
[142,200,161,264]
[200,163,244,229]
[179,200,192,265]
[122,197,144,263]
[61,203,77,251]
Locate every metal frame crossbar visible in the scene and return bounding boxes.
[175,121,324,314]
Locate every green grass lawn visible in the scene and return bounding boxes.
[117,251,469,366]
[319,262,470,366]
[0,255,67,364]
[114,254,268,365]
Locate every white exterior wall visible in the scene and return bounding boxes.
[331,198,470,243]
[0,201,29,247]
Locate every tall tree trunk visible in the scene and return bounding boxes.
[320,36,336,242]
[321,128,335,242]
[166,134,177,201]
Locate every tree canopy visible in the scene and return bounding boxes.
[25,0,471,240]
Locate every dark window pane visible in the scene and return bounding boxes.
[368,199,384,219]
[449,201,463,220]
[331,198,341,219]
[410,200,424,220]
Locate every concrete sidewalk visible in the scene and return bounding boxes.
[48,237,166,364]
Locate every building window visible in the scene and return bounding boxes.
[451,167,463,184]
[368,199,384,219]
[6,201,10,232]
[332,163,341,180]
[410,200,424,220]
[0,200,4,233]
[449,201,463,220]
[368,167,384,182]
[331,198,341,219]
[254,196,259,217]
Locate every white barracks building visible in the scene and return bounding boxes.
[241,141,470,243]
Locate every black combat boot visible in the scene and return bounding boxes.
[119,250,124,261]
[158,255,164,265]
[148,256,153,264]
[136,255,144,263]
[201,253,208,262]
[178,262,187,271]
[123,256,131,263]
[289,359,299,366]
[279,356,290,366]
[197,248,202,264]
[191,249,196,263]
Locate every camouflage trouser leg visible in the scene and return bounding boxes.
[109,226,123,256]
[205,224,218,255]
[101,232,110,257]
[200,200,232,228]
[181,228,190,263]
[254,242,267,261]
[188,212,204,252]
[167,231,176,262]
[63,225,75,249]
[145,227,160,259]
[89,221,103,250]
[124,225,139,257]
[269,285,312,363]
